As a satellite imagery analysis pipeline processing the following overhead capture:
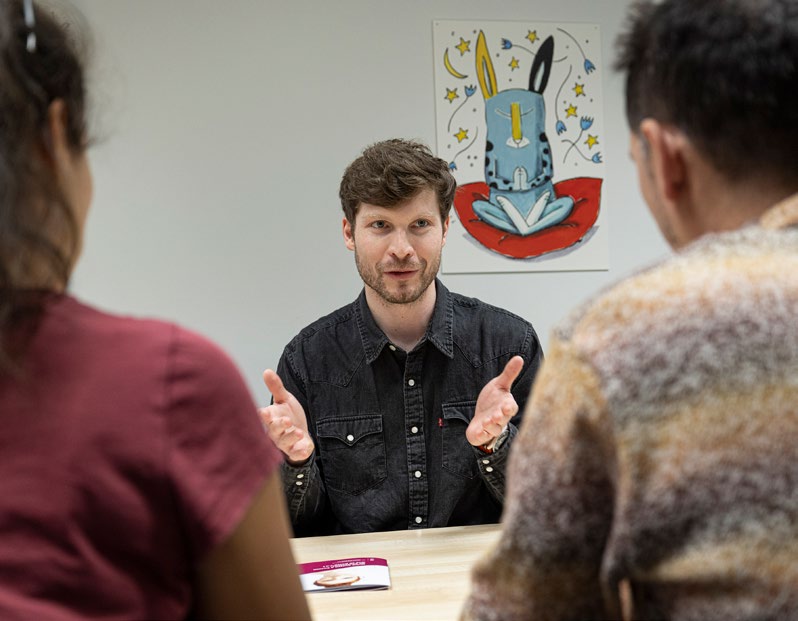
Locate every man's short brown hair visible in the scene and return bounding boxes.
[339,139,456,224]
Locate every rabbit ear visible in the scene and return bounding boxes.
[475,30,498,100]
[529,36,554,94]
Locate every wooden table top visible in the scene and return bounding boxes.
[290,523,501,621]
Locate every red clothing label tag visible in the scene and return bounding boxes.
[438,417,443,427]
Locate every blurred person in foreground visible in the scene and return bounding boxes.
[0,1,310,619]
[462,0,798,619]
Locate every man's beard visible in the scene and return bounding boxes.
[355,250,441,305]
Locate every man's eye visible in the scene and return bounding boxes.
[371,221,386,229]
[415,220,430,228]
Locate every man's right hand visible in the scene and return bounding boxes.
[259,369,315,466]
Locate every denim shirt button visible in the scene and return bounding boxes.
[296,473,305,479]
[414,516,423,524]
[414,470,422,478]
[296,481,303,486]
[482,459,490,465]
[411,426,419,434]
[408,379,415,387]
[485,466,494,473]
[389,344,396,351]
[346,434,354,442]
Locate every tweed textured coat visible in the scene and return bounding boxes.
[463,195,798,621]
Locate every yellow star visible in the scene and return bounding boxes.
[572,83,585,97]
[508,57,520,71]
[454,127,469,143]
[455,37,470,56]
[565,104,577,118]
[445,88,459,103]
[585,134,599,149]
[526,30,538,44]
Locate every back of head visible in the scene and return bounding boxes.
[338,138,456,224]
[615,0,798,191]
[0,0,89,372]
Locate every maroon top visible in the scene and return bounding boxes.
[0,295,280,620]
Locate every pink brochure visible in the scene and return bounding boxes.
[298,557,391,592]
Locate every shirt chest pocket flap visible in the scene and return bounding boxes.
[316,414,387,494]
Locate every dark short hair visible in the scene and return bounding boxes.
[339,139,457,224]
[0,0,90,372]
[615,0,798,188]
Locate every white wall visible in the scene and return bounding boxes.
[69,0,669,400]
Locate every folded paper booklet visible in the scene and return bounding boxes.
[298,557,391,592]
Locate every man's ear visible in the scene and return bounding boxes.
[342,217,355,251]
[44,99,72,173]
[638,118,690,209]
[442,215,450,246]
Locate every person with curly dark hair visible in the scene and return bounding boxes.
[462,1,798,619]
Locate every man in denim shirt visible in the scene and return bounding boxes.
[260,139,543,536]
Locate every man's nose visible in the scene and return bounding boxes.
[388,230,414,259]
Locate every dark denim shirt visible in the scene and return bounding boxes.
[278,280,542,537]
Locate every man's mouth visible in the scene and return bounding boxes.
[384,269,417,279]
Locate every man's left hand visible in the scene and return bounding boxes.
[466,355,524,448]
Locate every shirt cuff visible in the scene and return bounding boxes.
[281,452,316,495]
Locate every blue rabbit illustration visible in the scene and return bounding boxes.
[472,31,574,236]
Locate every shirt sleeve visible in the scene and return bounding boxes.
[276,349,332,537]
[510,323,544,419]
[163,325,282,562]
[474,326,544,501]
[461,336,618,621]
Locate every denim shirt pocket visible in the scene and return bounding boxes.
[441,402,479,479]
[316,414,388,495]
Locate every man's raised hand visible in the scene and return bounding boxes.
[259,369,315,465]
[466,355,524,448]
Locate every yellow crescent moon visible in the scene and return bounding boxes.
[444,48,468,79]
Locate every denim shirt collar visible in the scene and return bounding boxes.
[356,278,455,364]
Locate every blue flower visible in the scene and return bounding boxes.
[465,85,476,97]
[591,152,602,164]
[556,120,567,135]
[501,38,512,50]
[580,116,594,130]
[449,161,458,171]
[584,58,596,74]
